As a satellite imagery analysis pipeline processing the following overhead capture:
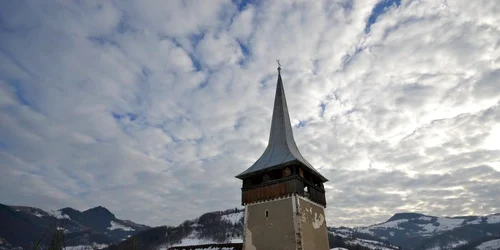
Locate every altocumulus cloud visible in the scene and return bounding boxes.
[0,0,499,227]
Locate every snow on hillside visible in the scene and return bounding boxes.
[488,214,500,224]
[467,214,500,225]
[330,227,398,249]
[161,246,236,250]
[423,240,468,250]
[418,216,433,221]
[360,212,500,237]
[347,238,397,250]
[51,210,70,219]
[351,213,500,250]
[420,217,464,233]
[170,228,243,248]
[171,230,213,247]
[57,227,70,234]
[361,218,408,233]
[476,239,500,250]
[32,211,44,217]
[64,243,108,250]
[470,217,485,224]
[171,236,214,247]
[451,240,468,248]
[108,220,134,231]
[221,211,243,225]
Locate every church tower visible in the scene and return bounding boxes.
[236,66,329,250]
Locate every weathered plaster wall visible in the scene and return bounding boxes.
[244,198,296,250]
[297,197,329,250]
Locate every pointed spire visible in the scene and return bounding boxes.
[236,67,327,181]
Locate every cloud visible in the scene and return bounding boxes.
[0,0,499,228]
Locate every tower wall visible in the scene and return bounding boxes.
[243,195,329,250]
[243,197,296,250]
[296,197,329,250]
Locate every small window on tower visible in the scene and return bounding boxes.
[265,210,269,218]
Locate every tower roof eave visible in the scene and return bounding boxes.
[235,158,328,182]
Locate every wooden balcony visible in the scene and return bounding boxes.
[242,176,326,207]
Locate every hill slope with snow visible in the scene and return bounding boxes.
[357,213,500,249]
[0,203,149,250]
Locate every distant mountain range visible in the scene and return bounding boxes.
[1,202,499,250]
[354,212,500,250]
[0,203,149,250]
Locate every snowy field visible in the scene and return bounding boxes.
[476,239,500,250]
[221,211,244,225]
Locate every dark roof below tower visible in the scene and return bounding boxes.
[236,70,327,182]
[169,243,242,250]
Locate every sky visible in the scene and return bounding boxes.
[0,0,499,228]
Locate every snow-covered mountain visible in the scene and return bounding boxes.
[0,203,149,250]
[355,212,500,249]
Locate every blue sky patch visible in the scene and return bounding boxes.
[319,103,327,118]
[296,120,307,128]
[112,112,138,122]
[232,0,257,11]
[365,0,401,33]
[5,80,33,108]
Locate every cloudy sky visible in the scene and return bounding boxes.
[1,0,499,227]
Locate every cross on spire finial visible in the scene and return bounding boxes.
[276,59,281,74]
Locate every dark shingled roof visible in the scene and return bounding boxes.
[236,70,327,182]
